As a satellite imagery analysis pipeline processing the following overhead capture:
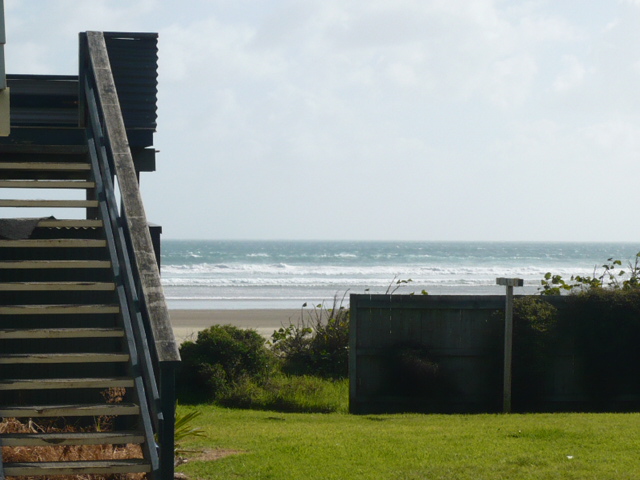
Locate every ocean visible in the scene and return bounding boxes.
[160,240,640,310]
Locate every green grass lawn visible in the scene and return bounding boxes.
[176,406,640,480]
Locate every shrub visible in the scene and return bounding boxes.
[270,297,349,379]
[178,325,274,401]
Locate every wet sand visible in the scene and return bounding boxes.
[169,309,301,343]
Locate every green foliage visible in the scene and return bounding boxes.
[270,296,349,379]
[174,405,206,456]
[217,375,348,413]
[540,253,640,295]
[178,324,274,401]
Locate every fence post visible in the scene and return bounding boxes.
[496,277,523,413]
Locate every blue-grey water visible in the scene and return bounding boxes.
[160,240,640,309]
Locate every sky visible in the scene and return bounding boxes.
[4,0,640,242]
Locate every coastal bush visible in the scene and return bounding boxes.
[270,296,349,379]
[178,325,274,401]
[540,253,640,294]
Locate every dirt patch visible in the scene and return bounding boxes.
[193,448,246,462]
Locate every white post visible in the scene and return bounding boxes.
[496,277,523,413]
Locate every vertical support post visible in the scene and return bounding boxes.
[496,277,523,413]
[159,363,177,480]
[0,0,5,91]
[0,0,9,137]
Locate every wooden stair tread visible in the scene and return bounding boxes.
[0,304,119,314]
[0,238,106,247]
[37,218,103,228]
[0,180,96,188]
[0,352,129,364]
[0,259,111,269]
[0,281,115,291]
[0,199,99,207]
[3,459,150,476]
[1,431,145,446]
[0,403,140,417]
[0,161,90,171]
[0,327,124,339]
[0,377,135,390]
[0,145,88,155]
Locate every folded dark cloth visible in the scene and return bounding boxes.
[0,216,55,240]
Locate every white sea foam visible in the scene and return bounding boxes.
[160,240,640,309]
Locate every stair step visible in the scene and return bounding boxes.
[0,281,115,291]
[0,353,129,364]
[3,459,150,476]
[0,199,98,208]
[0,180,96,189]
[37,218,103,228]
[0,161,90,171]
[0,238,106,247]
[0,403,140,418]
[0,304,119,314]
[0,144,88,155]
[0,259,111,269]
[0,327,124,339]
[0,377,135,390]
[1,431,145,447]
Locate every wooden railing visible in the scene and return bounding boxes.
[81,31,180,480]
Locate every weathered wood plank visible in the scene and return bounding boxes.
[88,31,179,364]
[3,459,150,476]
[0,377,135,390]
[37,219,102,228]
[0,180,95,189]
[0,353,129,364]
[0,239,106,247]
[0,144,87,155]
[0,403,140,417]
[0,199,98,208]
[0,304,119,315]
[0,260,110,269]
[0,162,90,171]
[1,431,144,446]
[0,328,124,339]
[0,282,115,291]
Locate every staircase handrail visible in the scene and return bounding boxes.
[81,31,179,480]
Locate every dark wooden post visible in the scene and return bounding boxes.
[496,277,523,413]
[159,363,178,480]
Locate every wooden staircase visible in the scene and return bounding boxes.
[0,31,179,480]
[0,142,154,477]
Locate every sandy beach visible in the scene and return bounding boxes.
[170,309,301,343]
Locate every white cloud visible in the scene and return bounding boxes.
[553,55,587,92]
[7,0,640,240]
